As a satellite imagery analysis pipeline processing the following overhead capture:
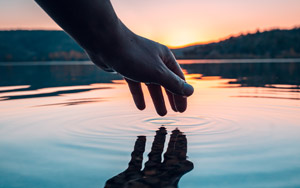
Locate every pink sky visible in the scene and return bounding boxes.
[0,0,299,47]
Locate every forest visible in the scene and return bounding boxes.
[0,28,299,62]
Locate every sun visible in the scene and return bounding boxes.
[160,29,202,48]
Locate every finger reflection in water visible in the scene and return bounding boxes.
[105,127,193,188]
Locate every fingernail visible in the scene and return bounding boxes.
[183,83,194,96]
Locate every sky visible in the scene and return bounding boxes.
[0,0,299,47]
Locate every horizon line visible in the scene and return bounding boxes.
[1,25,299,48]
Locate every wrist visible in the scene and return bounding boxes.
[85,20,136,56]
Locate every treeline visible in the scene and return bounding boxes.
[0,30,87,62]
[0,28,300,62]
[173,27,300,59]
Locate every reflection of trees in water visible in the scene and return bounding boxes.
[1,63,299,90]
[182,63,300,88]
[0,65,122,93]
[0,64,122,101]
[0,63,299,100]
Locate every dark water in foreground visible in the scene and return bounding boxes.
[0,60,300,188]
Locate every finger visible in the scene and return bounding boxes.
[163,128,181,161]
[164,51,185,80]
[164,52,189,112]
[127,136,146,171]
[144,127,167,174]
[175,133,188,160]
[125,78,146,110]
[157,59,194,97]
[165,90,178,112]
[146,84,167,116]
[174,94,187,113]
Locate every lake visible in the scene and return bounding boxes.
[0,60,300,188]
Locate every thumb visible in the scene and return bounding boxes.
[159,68,194,96]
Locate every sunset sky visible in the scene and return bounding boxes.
[0,0,299,47]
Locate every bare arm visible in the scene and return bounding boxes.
[35,0,194,116]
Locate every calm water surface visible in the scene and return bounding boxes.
[0,60,300,188]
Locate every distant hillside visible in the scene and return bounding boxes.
[0,28,300,62]
[0,30,87,62]
[172,28,300,59]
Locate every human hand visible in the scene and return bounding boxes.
[105,127,194,188]
[35,0,193,116]
[87,23,194,116]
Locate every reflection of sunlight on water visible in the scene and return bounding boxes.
[0,85,30,91]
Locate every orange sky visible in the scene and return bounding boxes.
[0,0,299,47]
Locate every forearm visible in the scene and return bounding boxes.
[35,0,122,52]
[36,0,194,115]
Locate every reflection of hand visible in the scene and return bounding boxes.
[88,23,194,116]
[105,127,194,188]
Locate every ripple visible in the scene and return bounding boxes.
[2,62,300,188]
[143,116,209,126]
[143,115,241,136]
[58,113,243,154]
[144,118,177,125]
[53,99,299,169]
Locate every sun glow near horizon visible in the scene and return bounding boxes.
[156,29,204,48]
[0,0,300,47]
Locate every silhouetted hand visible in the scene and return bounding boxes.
[35,0,194,116]
[87,24,194,116]
[105,127,194,188]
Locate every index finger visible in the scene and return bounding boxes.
[127,136,146,171]
[164,51,188,112]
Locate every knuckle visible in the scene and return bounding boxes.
[159,45,171,60]
[162,45,170,53]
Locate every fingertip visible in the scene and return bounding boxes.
[176,104,187,113]
[178,107,187,113]
[160,69,194,97]
[136,103,146,111]
[125,78,146,111]
[183,83,194,97]
[137,135,146,140]
[173,95,187,113]
[147,84,167,117]
[171,105,178,112]
[158,110,167,117]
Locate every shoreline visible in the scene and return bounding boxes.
[1,58,300,66]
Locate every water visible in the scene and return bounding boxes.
[0,60,299,188]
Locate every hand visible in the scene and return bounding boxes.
[35,0,194,116]
[105,127,194,188]
[87,23,194,116]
